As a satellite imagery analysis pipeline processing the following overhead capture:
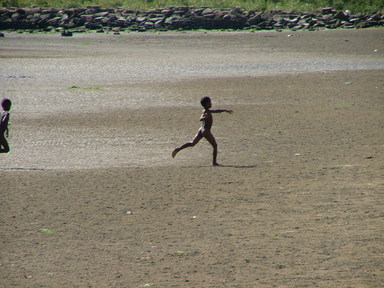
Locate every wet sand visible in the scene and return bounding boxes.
[1,29,384,287]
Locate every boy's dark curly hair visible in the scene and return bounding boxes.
[1,98,11,110]
[200,96,211,107]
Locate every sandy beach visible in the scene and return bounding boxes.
[1,28,383,287]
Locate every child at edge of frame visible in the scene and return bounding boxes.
[0,98,12,153]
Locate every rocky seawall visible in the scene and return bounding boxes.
[1,6,383,33]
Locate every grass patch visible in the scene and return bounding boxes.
[69,86,103,90]
[39,228,55,233]
[340,103,356,107]
[1,0,383,13]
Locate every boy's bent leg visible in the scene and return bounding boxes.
[0,137,9,153]
[172,133,202,158]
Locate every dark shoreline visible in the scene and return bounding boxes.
[1,6,383,34]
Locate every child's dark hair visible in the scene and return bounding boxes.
[200,96,211,107]
[1,98,11,109]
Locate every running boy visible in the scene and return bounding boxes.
[172,96,233,166]
[0,98,12,153]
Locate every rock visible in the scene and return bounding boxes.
[61,30,73,36]
[0,7,382,31]
[202,8,215,16]
[116,18,129,27]
[94,12,109,18]
[334,11,350,21]
[85,22,102,29]
[144,21,154,29]
[161,9,173,17]
[355,21,368,28]
[321,7,335,14]
[246,12,267,26]
[154,19,165,29]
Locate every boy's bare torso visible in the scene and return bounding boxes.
[0,111,9,134]
[200,109,213,134]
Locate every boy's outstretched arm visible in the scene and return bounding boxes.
[210,109,233,114]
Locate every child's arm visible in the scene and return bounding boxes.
[210,109,233,114]
[200,110,209,121]
[3,113,9,137]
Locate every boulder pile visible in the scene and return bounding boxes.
[0,6,383,32]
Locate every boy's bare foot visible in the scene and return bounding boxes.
[172,149,179,158]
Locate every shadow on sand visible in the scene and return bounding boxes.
[217,164,258,168]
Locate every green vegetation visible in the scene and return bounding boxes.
[1,0,383,13]
[39,228,55,233]
[69,86,103,90]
